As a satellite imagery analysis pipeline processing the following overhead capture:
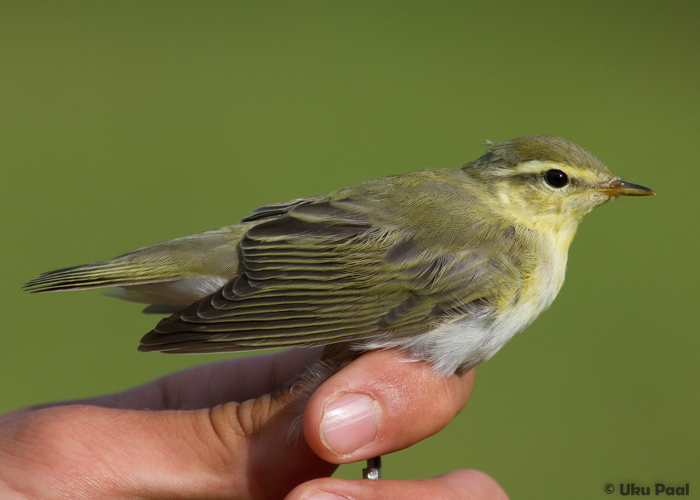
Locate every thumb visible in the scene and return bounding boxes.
[1,390,335,499]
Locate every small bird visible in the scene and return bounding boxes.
[25,136,653,478]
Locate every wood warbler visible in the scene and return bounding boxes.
[25,135,653,374]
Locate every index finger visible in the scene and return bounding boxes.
[18,347,322,413]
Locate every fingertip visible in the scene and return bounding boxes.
[284,471,507,500]
[285,478,355,500]
[317,392,380,457]
[438,470,510,500]
[303,349,475,463]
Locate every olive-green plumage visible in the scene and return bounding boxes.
[24,136,653,375]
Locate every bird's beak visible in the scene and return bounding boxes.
[596,178,655,197]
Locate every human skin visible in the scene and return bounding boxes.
[0,348,508,500]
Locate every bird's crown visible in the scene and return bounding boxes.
[466,135,611,177]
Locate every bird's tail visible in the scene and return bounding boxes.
[23,255,184,293]
[22,226,245,309]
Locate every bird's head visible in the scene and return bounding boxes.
[462,135,654,247]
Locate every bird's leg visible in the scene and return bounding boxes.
[362,456,382,479]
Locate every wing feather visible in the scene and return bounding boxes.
[140,196,519,354]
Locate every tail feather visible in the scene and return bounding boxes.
[23,261,183,293]
[23,225,247,302]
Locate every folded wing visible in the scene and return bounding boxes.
[140,198,517,354]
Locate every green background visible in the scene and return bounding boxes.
[1,1,698,498]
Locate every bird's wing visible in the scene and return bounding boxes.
[139,196,519,354]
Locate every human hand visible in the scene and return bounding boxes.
[0,348,507,499]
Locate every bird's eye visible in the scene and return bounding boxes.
[544,169,569,188]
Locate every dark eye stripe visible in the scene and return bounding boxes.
[544,169,569,188]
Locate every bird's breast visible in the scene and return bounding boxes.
[474,237,569,365]
[390,237,569,377]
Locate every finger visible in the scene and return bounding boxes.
[303,348,474,462]
[284,469,509,500]
[28,348,322,412]
[1,388,335,499]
